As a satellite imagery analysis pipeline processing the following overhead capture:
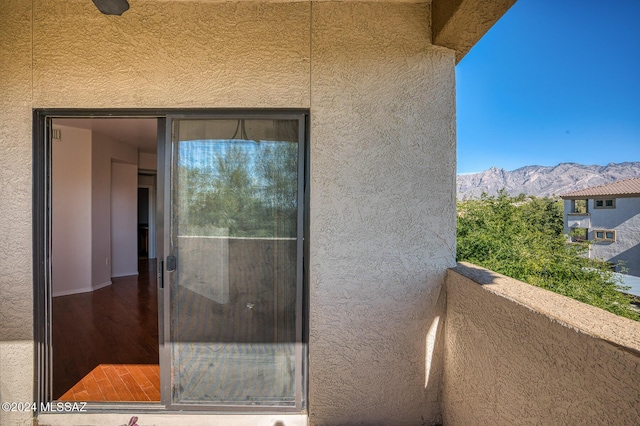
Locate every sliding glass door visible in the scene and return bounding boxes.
[161,114,306,410]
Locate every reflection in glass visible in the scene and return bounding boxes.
[170,119,300,405]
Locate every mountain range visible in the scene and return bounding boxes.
[457,162,640,199]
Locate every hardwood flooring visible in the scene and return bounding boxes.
[52,259,159,402]
[58,364,160,402]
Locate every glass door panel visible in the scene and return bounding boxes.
[166,116,304,408]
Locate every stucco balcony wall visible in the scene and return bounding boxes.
[566,213,591,229]
[443,262,640,425]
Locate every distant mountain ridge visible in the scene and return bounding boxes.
[457,162,640,199]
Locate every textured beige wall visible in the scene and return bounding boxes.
[309,3,455,424]
[0,2,35,426]
[1,1,457,425]
[444,263,640,425]
[432,0,517,62]
[32,0,311,108]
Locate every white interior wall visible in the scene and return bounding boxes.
[53,125,141,295]
[139,152,157,171]
[92,131,140,281]
[51,125,93,297]
[111,161,139,277]
[91,132,113,289]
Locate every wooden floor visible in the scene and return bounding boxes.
[52,259,160,401]
[59,364,160,402]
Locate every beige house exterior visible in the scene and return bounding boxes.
[2,1,640,426]
[562,177,640,277]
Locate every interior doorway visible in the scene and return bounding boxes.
[34,110,308,411]
[49,117,160,401]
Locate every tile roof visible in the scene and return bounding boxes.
[560,177,640,198]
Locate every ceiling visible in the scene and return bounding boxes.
[54,118,158,153]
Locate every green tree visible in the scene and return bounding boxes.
[179,145,260,237]
[255,142,298,238]
[178,141,299,238]
[457,190,639,320]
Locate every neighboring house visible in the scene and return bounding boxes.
[561,177,640,277]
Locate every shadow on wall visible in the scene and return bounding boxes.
[587,203,640,229]
[448,263,502,286]
[608,243,640,276]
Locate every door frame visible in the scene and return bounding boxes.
[33,108,309,413]
[162,112,308,411]
[137,182,157,260]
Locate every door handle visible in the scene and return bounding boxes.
[158,259,164,289]
[166,255,177,272]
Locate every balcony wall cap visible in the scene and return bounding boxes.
[448,262,640,356]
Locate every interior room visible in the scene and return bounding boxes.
[50,118,160,401]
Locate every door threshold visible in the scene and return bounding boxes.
[36,413,308,426]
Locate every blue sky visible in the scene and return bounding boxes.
[456,0,640,174]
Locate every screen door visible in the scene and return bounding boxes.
[161,114,306,410]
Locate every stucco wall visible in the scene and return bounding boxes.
[432,0,517,62]
[443,263,640,425]
[0,1,456,425]
[309,3,455,425]
[0,2,35,426]
[32,1,310,108]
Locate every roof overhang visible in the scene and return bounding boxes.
[561,194,640,200]
[559,178,640,199]
[432,0,517,63]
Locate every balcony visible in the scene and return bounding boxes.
[443,262,640,425]
[38,262,640,426]
[567,212,591,228]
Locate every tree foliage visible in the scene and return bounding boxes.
[457,190,639,320]
[178,142,298,238]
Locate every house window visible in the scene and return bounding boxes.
[573,199,587,213]
[594,198,615,209]
[570,227,588,242]
[594,229,616,242]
